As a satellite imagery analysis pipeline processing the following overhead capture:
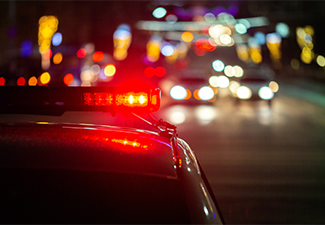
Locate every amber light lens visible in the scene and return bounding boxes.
[116,92,148,107]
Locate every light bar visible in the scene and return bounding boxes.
[0,87,161,115]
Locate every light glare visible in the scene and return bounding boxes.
[170,85,187,100]
[258,86,274,100]
[198,86,214,100]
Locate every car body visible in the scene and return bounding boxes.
[229,67,279,106]
[0,87,224,224]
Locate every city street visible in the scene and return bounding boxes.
[156,80,325,224]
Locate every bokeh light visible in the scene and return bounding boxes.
[52,32,62,46]
[28,76,37,86]
[161,43,175,56]
[90,64,101,75]
[152,7,167,19]
[63,73,74,86]
[216,76,229,88]
[258,86,274,100]
[144,67,155,77]
[40,72,51,85]
[209,76,218,87]
[275,22,290,38]
[104,64,116,76]
[204,13,216,22]
[21,41,33,57]
[235,23,247,34]
[254,32,266,45]
[166,14,178,24]
[212,60,225,72]
[316,55,325,67]
[229,81,240,96]
[53,52,63,64]
[237,86,252,99]
[0,77,5,86]
[269,81,279,92]
[198,86,214,100]
[170,85,187,100]
[77,48,87,58]
[17,77,26,86]
[181,31,194,43]
[155,67,166,77]
[93,51,104,62]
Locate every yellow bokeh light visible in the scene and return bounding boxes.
[28,76,38,86]
[40,72,51,85]
[104,64,116,77]
[251,51,262,63]
[316,55,325,67]
[53,52,63,64]
[181,31,194,43]
[304,25,314,36]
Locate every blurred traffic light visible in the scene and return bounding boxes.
[38,15,59,70]
[266,33,282,68]
[113,24,132,61]
[146,35,162,62]
[296,26,315,64]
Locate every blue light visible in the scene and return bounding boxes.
[20,40,33,57]
[52,32,62,46]
[254,32,266,45]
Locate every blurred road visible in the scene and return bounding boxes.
[157,78,325,224]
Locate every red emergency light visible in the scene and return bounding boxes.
[0,86,161,115]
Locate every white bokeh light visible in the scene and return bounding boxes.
[170,85,187,100]
[198,86,214,100]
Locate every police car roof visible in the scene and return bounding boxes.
[0,122,177,179]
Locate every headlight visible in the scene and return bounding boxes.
[198,86,214,100]
[237,86,252,99]
[170,85,187,100]
[258,86,274,100]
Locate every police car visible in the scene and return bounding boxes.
[0,86,224,224]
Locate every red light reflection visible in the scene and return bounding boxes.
[81,134,149,152]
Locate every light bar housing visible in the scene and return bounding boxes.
[0,87,161,115]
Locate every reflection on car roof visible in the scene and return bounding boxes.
[0,122,177,179]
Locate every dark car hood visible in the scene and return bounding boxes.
[0,122,177,179]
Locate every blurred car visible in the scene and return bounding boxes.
[0,86,224,224]
[161,69,217,105]
[229,67,279,106]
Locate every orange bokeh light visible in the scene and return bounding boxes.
[63,73,74,85]
[28,76,38,86]
[181,31,194,42]
[93,51,104,62]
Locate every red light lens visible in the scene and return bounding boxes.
[83,93,113,106]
